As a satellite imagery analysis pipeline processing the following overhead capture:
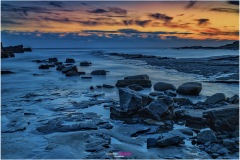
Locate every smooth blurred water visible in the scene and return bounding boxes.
[1,48,239,106]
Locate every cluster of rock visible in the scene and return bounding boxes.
[33,57,109,78]
[110,75,239,158]
[1,43,32,58]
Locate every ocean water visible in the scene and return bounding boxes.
[1,48,239,104]
[1,48,239,159]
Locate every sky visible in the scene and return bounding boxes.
[1,1,239,48]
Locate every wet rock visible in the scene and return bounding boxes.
[85,143,105,152]
[128,84,144,91]
[185,110,207,129]
[217,148,229,155]
[204,143,222,154]
[173,98,193,106]
[39,64,49,69]
[90,86,94,90]
[203,106,239,132]
[147,138,158,148]
[176,82,202,95]
[65,71,80,76]
[156,134,185,147]
[149,92,164,97]
[65,58,75,63]
[197,130,217,144]
[174,109,186,118]
[1,71,14,74]
[119,88,149,112]
[62,65,78,73]
[205,93,226,104]
[164,90,177,97]
[116,79,152,87]
[227,94,239,104]
[222,139,235,147]
[48,57,58,63]
[56,64,66,71]
[180,128,193,136]
[81,76,92,79]
[139,98,173,121]
[154,82,176,91]
[91,70,107,75]
[124,74,149,80]
[80,61,92,66]
[102,84,114,88]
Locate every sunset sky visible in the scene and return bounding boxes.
[1,1,239,48]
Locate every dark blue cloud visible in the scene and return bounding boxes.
[149,13,173,23]
[209,7,238,13]
[185,1,197,9]
[197,19,209,25]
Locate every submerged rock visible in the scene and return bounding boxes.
[56,64,66,71]
[176,82,202,95]
[39,64,49,69]
[65,58,75,63]
[204,93,226,104]
[48,57,58,63]
[154,82,176,91]
[102,84,114,88]
[147,138,158,148]
[62,65,78,73]
[197,130,217,144]
[91,70,107,75]
[80,61,92,66]
[65,71,80,77]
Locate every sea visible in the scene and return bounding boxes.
[1,48,239,159]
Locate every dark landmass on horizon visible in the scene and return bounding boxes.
[174,41,239,50]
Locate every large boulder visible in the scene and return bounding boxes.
[138,97,173,121]
[39,64,49,69]
[203,106,239,132]
[124,74,149,80]
[204,93,226,105]
[116,79,151,87]
[65,71,80,77]
[176,82,202,95]
[119,88,150,112]
[197,130,217,144]
[56,64,66,71]
[80,61,92,66]
[48,57,58,63]
[91,70,107,75]
[227,94,239,104]
[154,82,176,91]
[156,134,185,147]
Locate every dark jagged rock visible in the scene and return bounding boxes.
[65,71,80,77]
[147,138,158,148]
[204,93,226,105]
[128,84,144,91]
[91,70,107,75]
[81,76,92,79]
[203,106,239,132]
[227,94,239,104]
[102,84,114,88]
[173,98,193,106]
[156,134,185,147]
[65,58,75,63]
[184,110,207,129]
[56,64,66,71]
[154,82,176,91]
[61,65,78,73]
[139,97,174,121]
[80,61,92,66]
[197,130,217,144]
[39,65,49,69]
[176,82,202,95]
[48,57,58,63]
[116,79,152,87]
[124,74,149,80]
[1,71,14,74]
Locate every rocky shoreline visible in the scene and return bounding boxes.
[1,43,32,58]
[2,54,239,159]
[109,53,239,82]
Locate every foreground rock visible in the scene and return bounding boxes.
[176,82,202,95]
[154,82,176,91]
[204,93,226,104]
[203,106,239,132]
[139,97,173,121]
[197,130,217,144]
[156,134,185,147]
[61,65,78,73]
